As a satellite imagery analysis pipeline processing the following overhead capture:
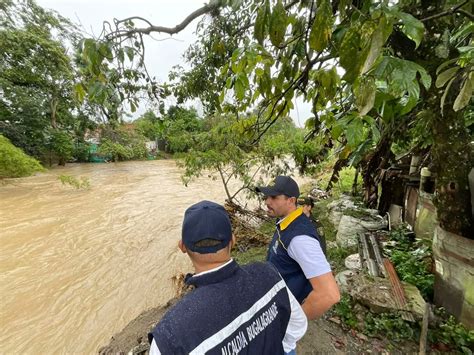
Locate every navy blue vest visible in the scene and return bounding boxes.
[148,260,291,354]
[267,212,321,303]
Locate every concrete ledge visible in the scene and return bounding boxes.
[433,226,474,329]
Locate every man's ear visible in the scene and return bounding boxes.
[178,240,187,253]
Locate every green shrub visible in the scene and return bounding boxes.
[73,142,91,162]
[46,130,74,164]
[429,309,474,354]
[99,127,148,161]
[364,312,417,341]
[98,139,135,161]
[386,226,434,300]
[0,135,44,178]
[333,293,358,328]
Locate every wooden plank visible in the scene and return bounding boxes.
[419,302,430,355]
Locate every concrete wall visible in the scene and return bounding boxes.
[414,192,437,240]
[433,226,474,329]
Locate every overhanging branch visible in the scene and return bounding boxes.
[106,2,220,40]
[421,0,470,22]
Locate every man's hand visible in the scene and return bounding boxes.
[301,272,340,320]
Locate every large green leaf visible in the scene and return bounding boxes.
[362,15,392,74]
[453,73,473,112]
[417,65,432,90]
[436,67,459,88]
[440,76,455,115]
[340,27,362,83]
[234,73,249,101]
[398,12,424,49]
[73,83,86,102]
[254,4,267,45]
[309,0,333,52]
[355,76,376,116]
[346,116,365,149]
[269,0,287,47]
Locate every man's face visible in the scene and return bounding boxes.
[264,195,296,218]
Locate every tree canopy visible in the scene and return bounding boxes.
[78,0,472,236]
[2,0,471,236]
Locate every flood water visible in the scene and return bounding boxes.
[0,160,239,354]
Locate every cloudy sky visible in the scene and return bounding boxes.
[36,0,311,126]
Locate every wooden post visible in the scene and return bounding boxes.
[419,302,430,355]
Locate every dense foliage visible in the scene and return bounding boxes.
[0,135,44,178]
[78,0,473,236]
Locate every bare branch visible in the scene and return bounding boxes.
[456,9,474,21]
[420,0,469,22]
[114,16,154,28]
[106,3,220,40]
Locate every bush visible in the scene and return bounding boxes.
[99,126,148,161]
[73,142,91,162]
[386,226,434,301]
[98,139,133,161]
[0,135,44,178]
[333,293,358,328]
[58,175,90,189]
[429,309,474,354]
[364,312,416,341]
[46,130,74,165]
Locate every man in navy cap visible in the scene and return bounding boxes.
[148,200,307,354]
[256,176,340,320]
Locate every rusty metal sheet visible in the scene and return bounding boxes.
[383,259,415,322]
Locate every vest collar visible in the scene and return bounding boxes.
[278,207,303,231]
[185,259,240,287]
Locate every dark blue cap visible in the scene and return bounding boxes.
[256,175,300,198]
[182,200,232,254]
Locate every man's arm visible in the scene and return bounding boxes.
[282,286,308,352]
[301,272,340,320]
[287,235,340,320]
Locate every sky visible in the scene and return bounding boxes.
[36,0,312,126]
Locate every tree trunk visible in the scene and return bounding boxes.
[351,167,359,196]
[325,158,347,192]
[361,135,392,209]
[50,97,58,129]
[430,90,473,238]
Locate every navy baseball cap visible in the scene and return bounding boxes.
[182,200,232,254]
[255,175,300,198]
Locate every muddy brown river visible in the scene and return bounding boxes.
[0,160,244,354]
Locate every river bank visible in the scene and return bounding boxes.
[98,287,419,355]
[98,206,421,355]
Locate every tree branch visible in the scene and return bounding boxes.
[420,0,469,22]
[456,9,474,21]
[217,165,233,202]
[106,2,220,40]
